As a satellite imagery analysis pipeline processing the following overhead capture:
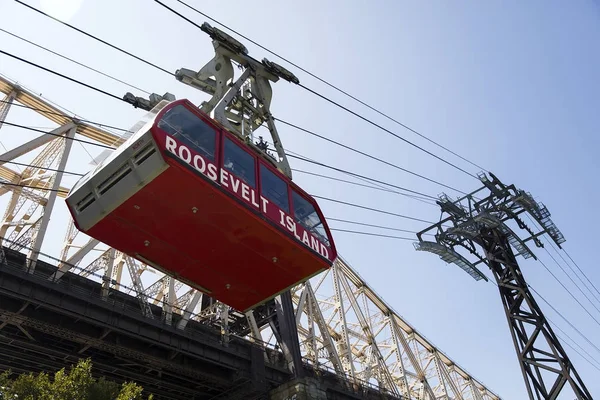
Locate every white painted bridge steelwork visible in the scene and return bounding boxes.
[0,74,500,400]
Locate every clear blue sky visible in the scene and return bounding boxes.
[1,0,599,398]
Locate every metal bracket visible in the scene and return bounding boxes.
[173,23,298,179]
[123,92,176,111]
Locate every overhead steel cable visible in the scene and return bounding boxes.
[151,0,480,180]
[5,118,439,214]
[543,246,600,315]
[0,169,427,240]
[0,49,125,103]
[0,99,133,134]
[328,217,434,235]
[295,84,479,179]
[292,169,437,205]
[159,0,487,173]
[529,284,600,356]
[313,195,434,224]
[537,257,600,329]
[524,214,600,312]
[549,239,600,305]
[287,153,437,200]
[488,280,600,367]
[276,118,467,194]
[263,140,438,206]
[14,0,481,180]
[14,0,175,77]
[6,118,439,207]
[0,40,464,197]
[330,229,415,241]
[0,28,152,95]
[549,318,600,371]
[563,249,600,302]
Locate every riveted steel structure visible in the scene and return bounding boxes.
[415,172,591,400]
[0,68,501,398]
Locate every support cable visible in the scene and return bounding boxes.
[537,258,600,329]
[329,228,414,241]
[0,161,429,239]
[0,99,132,133]
[15,0,482,181]
[528,284,600,356]
[328,218,434,235]
[543,246,600,315]
[14,0,175,77]
[5,119,440,205]
[0,49,125,103]
[313,195,434,224]
[153,0,479,179]
[159,0,487,172]
[293,168,436,204]
[0,47,463,196]
[547,238,600,305]
[276,118,466,194]
[0,28,152,95]
[488,279,600,370]
[287,153,437,200]
[563,249,600,302]
[524,214,600,318]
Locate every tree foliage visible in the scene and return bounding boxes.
[0,359,152,400]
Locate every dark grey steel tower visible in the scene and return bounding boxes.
[415,172,592,400]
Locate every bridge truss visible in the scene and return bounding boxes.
[0,74,500,400]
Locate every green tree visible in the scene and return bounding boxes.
[0,359,152,400]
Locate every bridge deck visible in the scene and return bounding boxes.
[0,247,399,400]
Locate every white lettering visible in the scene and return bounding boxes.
[310,236,319,252]
[165,136,177,153]
[220,169,229,187]
[260,196,269,213]
[286,216,302,240]
[250,189,260,208]
[241,183,250,202]
[302,231,310,247]
[165,135,331,260]
[279,210,287,227]
[231,176,241,193]
[320,244,329,259]
[178,145,192,163]
[285,215,294,232]
[192,154,206,173]
[207,163,218,181]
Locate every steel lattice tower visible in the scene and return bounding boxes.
[415,172,592,400]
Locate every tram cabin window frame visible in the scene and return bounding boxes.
[290,187,331,247]
[222,135,258,188]
[259,162,291,213]
[157,104,218,161]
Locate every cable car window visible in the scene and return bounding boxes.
[260,164,289,213]
[291,190,330,247]
[223,137,256,188]
[157,105,216,160]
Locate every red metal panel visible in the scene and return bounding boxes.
[68,99,338,311]
[87,162,329,311]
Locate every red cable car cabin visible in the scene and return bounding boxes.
[66,99,337,311]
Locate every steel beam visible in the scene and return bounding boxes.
[27,126,76,272]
